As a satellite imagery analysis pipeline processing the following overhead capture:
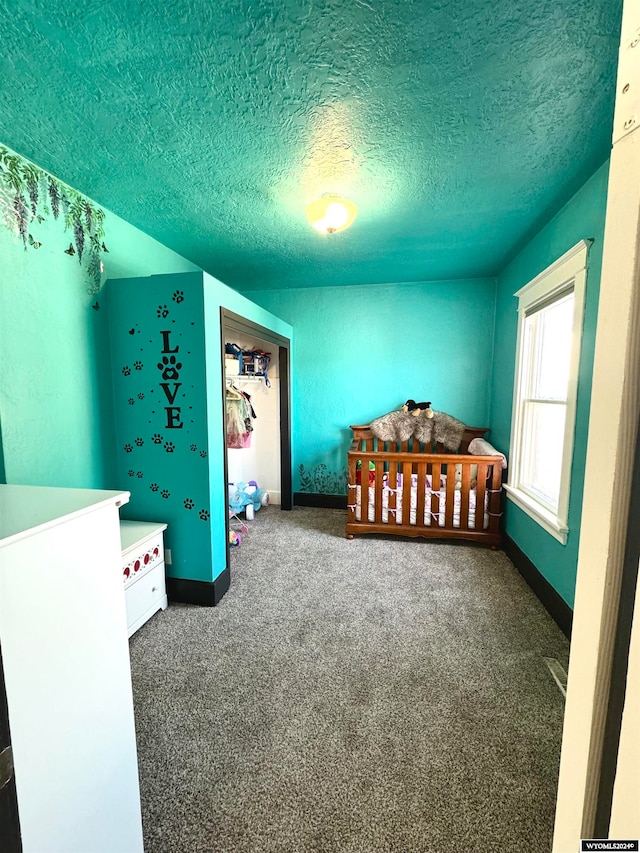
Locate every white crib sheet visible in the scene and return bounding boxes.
[354,473,489,529]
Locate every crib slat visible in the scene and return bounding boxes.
[416,462,427,527]
[388,464,398,524]
[348,452,357,526]
[375,461,384,524]
[488,462,502,534]
[402,462,412,526]
[460,463,471,529]
[430,462,441,528]
[475,463,487,530]
[445,463,455,529]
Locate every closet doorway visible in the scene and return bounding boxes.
[221,309,292,562]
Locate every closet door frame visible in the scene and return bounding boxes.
[220,310,293,561]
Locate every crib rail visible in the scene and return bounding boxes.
[346,424,502,545]
[349,423,489,455]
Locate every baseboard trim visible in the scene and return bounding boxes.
[167,566,230,606]
[294,492,347,509]
[503,535,573,639]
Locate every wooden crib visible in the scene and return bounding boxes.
[346,424,503,546]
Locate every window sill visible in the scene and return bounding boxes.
[504,484,568,545]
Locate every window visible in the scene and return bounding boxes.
[505,240,589,544]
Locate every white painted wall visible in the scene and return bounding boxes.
[224,330,281,505]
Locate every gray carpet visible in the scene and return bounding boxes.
[129,507,569,853]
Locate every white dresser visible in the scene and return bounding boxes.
[120,520,168,636]
[0,485,144,853]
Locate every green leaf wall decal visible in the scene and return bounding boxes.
[0,146,107,295]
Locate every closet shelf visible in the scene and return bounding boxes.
[226,374,267,384]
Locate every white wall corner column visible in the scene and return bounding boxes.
[609,586,640,839]
[553,3,640,849]
[0,485,144,853]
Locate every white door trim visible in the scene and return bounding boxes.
[553,2,640,848]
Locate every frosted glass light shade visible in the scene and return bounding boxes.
[305,194,358,234]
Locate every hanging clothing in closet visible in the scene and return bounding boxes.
[226,386,256,448]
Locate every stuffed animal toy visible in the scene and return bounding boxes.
[228,480,266,514]
[453,463,478,490]
[402,399,434,418]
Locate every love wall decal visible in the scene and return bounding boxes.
[157,330,184,430]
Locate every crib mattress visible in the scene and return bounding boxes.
[354,473,489,529]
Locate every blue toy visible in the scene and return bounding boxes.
[228,480,266,515]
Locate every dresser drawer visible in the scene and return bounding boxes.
[122,534,164,585]
[125,562,167,637]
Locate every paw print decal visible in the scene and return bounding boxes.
[157,304,169,318]
[150,483,159,492]
[137,471,144,479]
[172,290,184,303]
[184,498,194,509]
[190,444,197,452]
[199,509,210,521]
[157,355,182,380]
[134,361,143,370]
[137,392,145,400]
[161,489,170,498]
[200,450,207,458]
[134,437,144,446]
[124,444,133,453]
[128,470,135,477]
[128,398,135,405]
[151,434,163,444]
[164,441,175,453]
[122,366,131,376]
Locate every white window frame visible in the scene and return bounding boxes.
[504,239,590,545]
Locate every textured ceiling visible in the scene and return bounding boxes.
[0,0,622,290]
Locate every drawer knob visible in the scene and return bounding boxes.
[151,586,158,592]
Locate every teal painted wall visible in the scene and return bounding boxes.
[488,161,610,608]
[108,271,292,584]
[0,145,198,490]
[249,279,496,493]
[108,272,212,581]
[202,271,293,580]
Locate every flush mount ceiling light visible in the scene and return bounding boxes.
[305,193,358,234]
